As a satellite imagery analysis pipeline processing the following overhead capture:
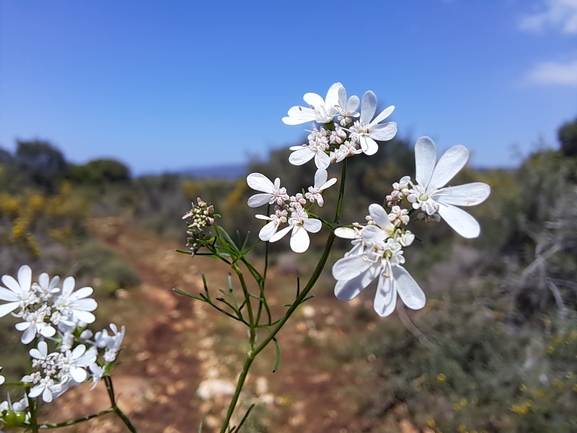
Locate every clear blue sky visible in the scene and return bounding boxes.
[1,0,576,174]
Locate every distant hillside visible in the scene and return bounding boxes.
[179,163,247,180]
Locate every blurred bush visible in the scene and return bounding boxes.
[74,240,141,296]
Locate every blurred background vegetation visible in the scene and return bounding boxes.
[1,117,577,432]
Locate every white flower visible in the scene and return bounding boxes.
[0,265,38,318]
[23,341,62,403]
[15,304,56,344]
[60,344,95,383]
[255,208,288,241]
[89,363,105,389]
[335,85,360,125]
[330,140,362,163]
[332,226,425,317]
[288,125,331,169]
[33,272,60,301]
[349,91,397,156]
[28,375,60,403]
[305,169,337,207]
[246,173,290,208]
[269,204,322,253]
[0,367,4,385]
[407,136,491,238]
[94,323,126,363]
[52,277,97,324]
[282,82,342,125]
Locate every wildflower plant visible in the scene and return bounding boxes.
[176,82,491,431]
[0,265,135,432]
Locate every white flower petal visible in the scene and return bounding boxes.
[332,255,374,281]
[0,301,19,317]
[360,91,377,124]
[246,173,274,193]
[282,106,316,125]
[21,326,36,344]
[432,182,491,207]
[437,203,481,238]
[374,271,397,317]
[303,218,322,233]
[320,177,337,191]
[360,136,379,156]
[334,227,357,239]
[303,92,325,108]
[40,325,56,338]
[42,387,53,403]
[39,272,49,288]
[393,266,426,310]
[259,221,279,241]
[0,287,20,301]
[29,386,43,398]
[335,266,379,301]
[371,105,395,125]
[324,82,343,110]
[314,151,331,169]
[290,226,310,253]
[1,275,23,294]
[71,367,87,383]
[314,169,328,187]
[72,344,86,358]
[248,193,273,208]
[73,298,98,312]
[346,95,360,113]
[270,225,292,243]
[30,348,43,359]
[61,276,76,298]
[369,122,398,141]
[415,136,437,187]
[289,148,315,166]
[74,310,96,323]
[18,265,32,291]
[428,145,469,191]
[368,204,389,228]
[37,341,48,356]
[69,286,94,301]
[15,322,30,331]
[361,225,387,243]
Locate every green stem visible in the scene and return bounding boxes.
[219,356,254,433]
[27,390,39,433]
[104,376,138,432]
[219,160,348,432]
[232,264,256,348]
[39,408,115,429]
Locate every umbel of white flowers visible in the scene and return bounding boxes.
[247,82,490,316]
[0,265,126,409]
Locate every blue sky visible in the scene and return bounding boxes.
[1,0,576,174]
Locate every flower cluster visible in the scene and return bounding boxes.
[0,265,126,428]
[333,136,489,316]
[246,169,336,253]
[183,197,218,255]
[0,265,97,344]
[283,82,397,167]
[261,83,490,315]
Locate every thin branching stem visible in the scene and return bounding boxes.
[218,160,348,432]
[39,408,116,429]
[232,264,256,348]
[104,376,137,433]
